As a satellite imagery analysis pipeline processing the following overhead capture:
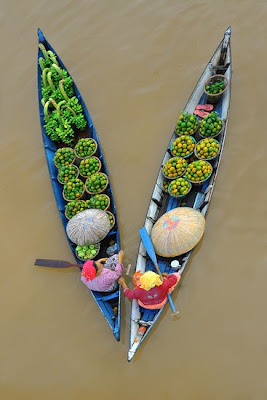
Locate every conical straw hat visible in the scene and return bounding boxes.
[66,209,110,246]
[151,207,205,257]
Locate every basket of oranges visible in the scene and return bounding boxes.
[162,157,187,180]
[168,177,192,198]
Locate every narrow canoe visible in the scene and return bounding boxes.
[128,27,232,360]
[37,28,121,341]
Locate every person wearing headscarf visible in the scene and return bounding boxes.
[81,250,124,292]
[118,270,180,310]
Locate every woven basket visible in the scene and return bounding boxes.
[53,147,75,169]
[176,118,199,137]
[194,138,220,161]
[204,74,229,104]
[85,172,109,195]
[57,164,79,184]
[170,136,196,159]
[64,200,86,220]
[75,243,100,261]
[168,178,192,198]
[85,194,110,212]
[62,179,85,202]
[105,211,115,230]
[162,157,187,180]
[74,138,98,160]
[199,120,224,139]
[186,162,213,186]
[78,156,101,178]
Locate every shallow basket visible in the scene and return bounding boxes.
[105,211,115,230]
[57,164,79,184]
[78,156,102,178]
[75,243,100,262]
[62,180,85,202]
[64,200,86,220]
[199,120,224,139]
[194,138,221,161]
[162,157,187,180]
[168,178,192,198]
[85,194,110,212]
[85,172,109,195]
[170,136,196,159]
[175,118,199,137]
[53,147,76,169]
[186,162,213,185]
[204,74,229,104]
[74,138,98,159]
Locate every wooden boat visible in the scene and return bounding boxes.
[128,27,232,360]
[37,28,121,341]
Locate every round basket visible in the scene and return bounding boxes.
[168,178,192,198]
[199,120,224,139]
[186,161,213,185]
[78,156,102,178]
[105,211,115,230]
[53,147,76,169]
[204,74,229,104]
[74,138,98,159]
[85,172,109,195]
[64,200,86,220]
[57,164,79,184]
[162,157,187,180]
[75,243,100,261]
[170,135,196,159]
[194,138,220,161]
[85,194,110,211]
[176,118,199,137]
[62,179,85,202]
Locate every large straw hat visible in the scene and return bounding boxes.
[151,207,205,257]
[66,209,110,246]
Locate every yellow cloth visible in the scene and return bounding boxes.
[139,271,163,291]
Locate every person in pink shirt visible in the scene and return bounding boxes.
[81,250,124,292]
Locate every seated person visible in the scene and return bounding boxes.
[81,250,124,292]
[118,270,180,310]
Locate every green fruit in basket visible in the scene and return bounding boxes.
[54,147,75,168]
[63,178,84,200]
[58,165,78,183]
[65,200,86,219]
[75,138,96,158]
[169,177,191,197]
[106,212,115,228]
[163,157,187,179]
[199,111,222,137]
[171,135,195,157]
[196,138,220,159]
[175,112,198,135]
[86,173,108,193]
[163,179,169,193]
[76,244,99,260]
[205,79,225,94]
[85,194,109,210]
[185,160,212,182]
[79,156,100,177]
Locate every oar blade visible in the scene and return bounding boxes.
[34,259,81,268]
[139,227,157,265]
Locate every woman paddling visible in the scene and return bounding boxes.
[81,250,125,292]
[118,270,180,310]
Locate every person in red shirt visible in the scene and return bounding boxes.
[118,270,180,310]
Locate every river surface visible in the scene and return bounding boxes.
[1,1,266,399]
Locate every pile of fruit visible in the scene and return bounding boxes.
[79,156,101,177]
[63,178,84,200]
[163,157,187,179]
[65,200,86,219]
[85,194,110,211]
[195,138,220,160]
[199,112,223,137]
[76,244,99,260]
[185,160,213,183]
[106,211,115,229]
[85,172,108,194]
[75,138,97,158]
[205,78,225,94]
[163,179,169,193]
[58,164,79,183]
[175,112,198,136]
[54,147,75,168]
[168,177,191,198]
[171,135,196,158]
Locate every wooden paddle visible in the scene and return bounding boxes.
[34,259,82,269]
[139,227,179,316]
